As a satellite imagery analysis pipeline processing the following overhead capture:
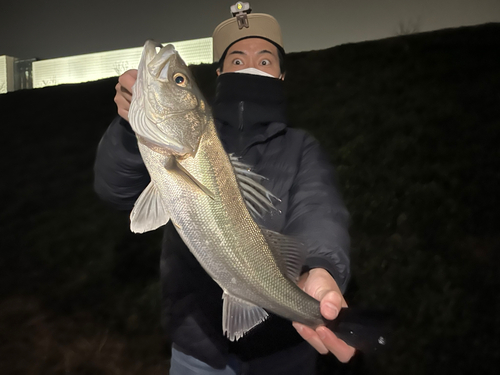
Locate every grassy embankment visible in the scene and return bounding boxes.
[1,23,499,374]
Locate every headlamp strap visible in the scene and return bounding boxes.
[230,2,252,29]
[236,14,249,29]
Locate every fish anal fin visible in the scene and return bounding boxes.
[222,292,269,341]
[130,182,170,233]
[165,156,215,200]
[261,229,306,283]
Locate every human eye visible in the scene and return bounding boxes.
[260,59,271,66]
[232,58,243,65]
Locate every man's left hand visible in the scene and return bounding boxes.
[292,268,356,363]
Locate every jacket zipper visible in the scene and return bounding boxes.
[238,101,244,130]
[238,101,245,153]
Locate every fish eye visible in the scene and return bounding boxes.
[173,73,188,87]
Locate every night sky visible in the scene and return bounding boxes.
[1,0,499,60]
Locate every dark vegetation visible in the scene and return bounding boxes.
[1,23,499,374]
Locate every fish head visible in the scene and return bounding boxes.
[130,41,209,157]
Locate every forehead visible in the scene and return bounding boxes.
[226,38,279,56]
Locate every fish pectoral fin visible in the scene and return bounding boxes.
[261,229,306,283]
[130,182,170,233]
[229,154,280,219]
[222,292,269,341]
[165,156,215,200]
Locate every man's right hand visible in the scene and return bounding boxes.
[114,69,138,121]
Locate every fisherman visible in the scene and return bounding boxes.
[94,2,355,373]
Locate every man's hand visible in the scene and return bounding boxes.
[292,268,356,363]
[114,69,138,121]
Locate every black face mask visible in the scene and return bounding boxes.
[212,72,287,132]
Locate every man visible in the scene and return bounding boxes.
[95,2,355,373]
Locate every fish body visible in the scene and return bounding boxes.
[128,41,389,351]
[129,41,322,339]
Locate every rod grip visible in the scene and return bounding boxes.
[324,307,391,354]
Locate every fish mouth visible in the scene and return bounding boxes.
[143,41,177,81]
[142,41,199,112]
[133,40,203,158]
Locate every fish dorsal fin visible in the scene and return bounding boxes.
[261,229,306,283]
[222,292,269,341]
[229,154,280,219]
[165,156,215,199]
[130,182,170,233]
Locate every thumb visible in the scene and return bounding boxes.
[319,290,342,320]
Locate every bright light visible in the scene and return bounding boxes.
[32,37,213,89]
[0,55,15,94]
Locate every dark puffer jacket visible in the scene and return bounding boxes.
[94,74,350,368]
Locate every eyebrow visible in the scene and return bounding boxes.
[228,50,275,56]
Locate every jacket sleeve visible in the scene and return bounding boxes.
[94,116,150,211]
[283,133,351,293]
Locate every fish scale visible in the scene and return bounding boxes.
[139,108,323,328]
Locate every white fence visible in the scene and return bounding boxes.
[0,56,15,94]
[32,37,213,89]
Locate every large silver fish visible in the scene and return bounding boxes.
[128,41,388,353]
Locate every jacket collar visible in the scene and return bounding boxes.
[212,73,288,154]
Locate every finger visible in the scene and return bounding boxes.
[316,326,356,363]
[115,84,131,106]
[120,86,133,102]
[301,268,341,302]
[115,93,130,121]
[297,272,309,289]
[319,290,343,320]
[114,83,129,105]
[116,82,133,104]
[115,93,131,111]
[126,69,138,80]
[119,69,138,93]
[292,322,328,355]
[117,108,129,122]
